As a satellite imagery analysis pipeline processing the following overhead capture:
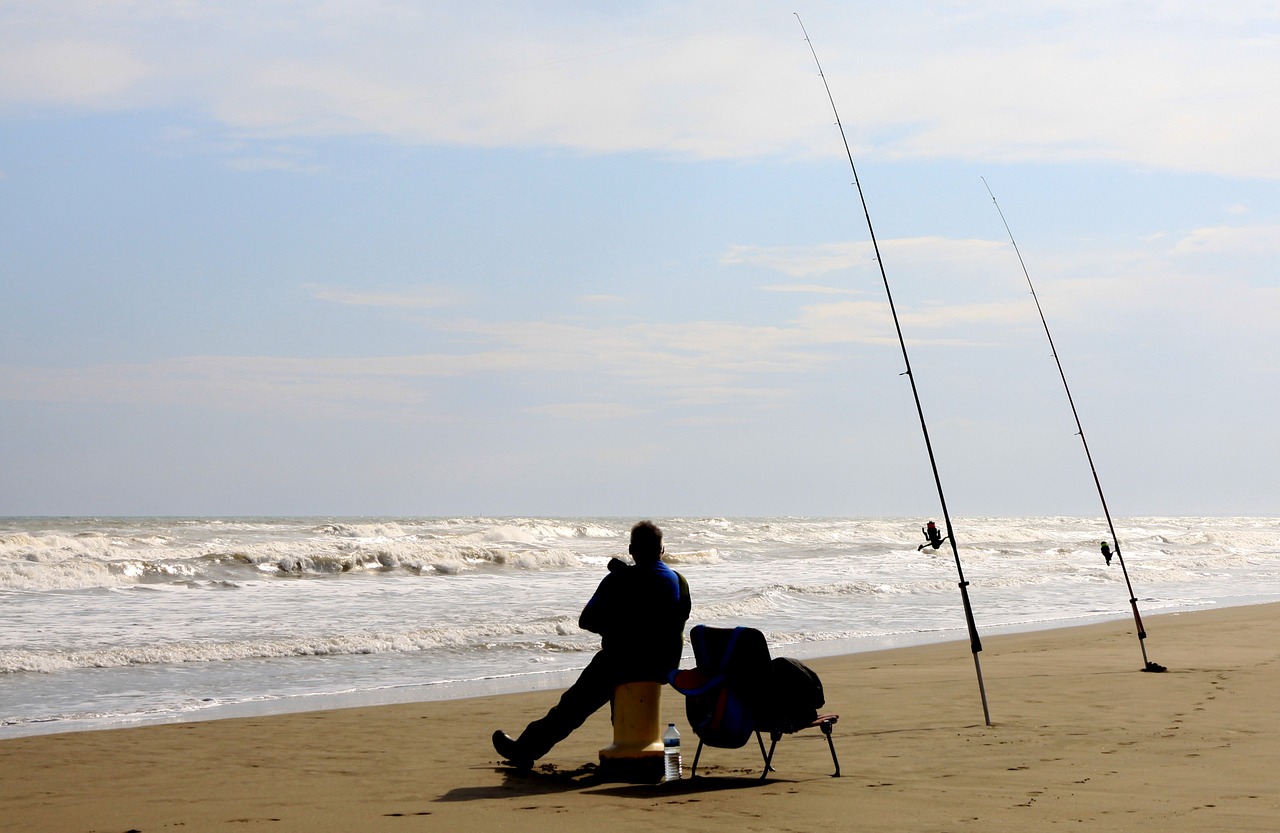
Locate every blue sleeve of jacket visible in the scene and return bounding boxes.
[578,571,620,634]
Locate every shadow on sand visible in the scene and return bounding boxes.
[435,761,772,803]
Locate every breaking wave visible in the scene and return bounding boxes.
[0,618,594,674]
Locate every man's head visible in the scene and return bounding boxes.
[628,520,664,565]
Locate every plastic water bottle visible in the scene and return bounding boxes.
[663,723,681,781]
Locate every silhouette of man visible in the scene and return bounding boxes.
[492,520,690,767]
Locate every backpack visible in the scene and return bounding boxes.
[759,657,825,732]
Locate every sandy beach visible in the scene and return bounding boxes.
[3,602,1278,832]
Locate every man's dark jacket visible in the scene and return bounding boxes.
[578,560,690,681]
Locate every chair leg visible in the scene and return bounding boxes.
[691,739,705,777]
[821,718,841,777]
[757,719,841,779]
[758,730,780,779]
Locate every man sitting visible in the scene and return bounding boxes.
[492,520,691,766]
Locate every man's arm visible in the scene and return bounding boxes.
[578,571,619,634]
[675,571,691,622]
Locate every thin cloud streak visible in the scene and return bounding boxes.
[759,284,863,295]
[523,403,647,421]
[304,284,469,309]
[725,238,1011,279]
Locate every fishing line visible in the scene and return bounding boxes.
[982,177,1165,673]
[795,14,992,725]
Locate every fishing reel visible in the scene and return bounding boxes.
[917,521,947,551]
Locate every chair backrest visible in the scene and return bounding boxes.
[671,626,772,749]
[690,625,771,680]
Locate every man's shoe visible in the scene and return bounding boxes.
[492,730,534,769]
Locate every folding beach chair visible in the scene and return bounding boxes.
[669,625,840,779]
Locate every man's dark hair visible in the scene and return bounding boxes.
[629,520,663,564]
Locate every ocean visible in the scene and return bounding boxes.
[3,515,1279,738]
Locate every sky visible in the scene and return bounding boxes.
[2,1,1278,518]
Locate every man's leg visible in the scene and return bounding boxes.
[515,651,618,759]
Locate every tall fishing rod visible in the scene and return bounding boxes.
[796,15,991,725]
[982,177,1165,673]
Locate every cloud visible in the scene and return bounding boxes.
[0,272,993,419]
[0,302,884,420]
[5,222,1275,422]
[835,5,1280,178]
[304,284,469,309]
[759,284,863,295]
[225,154,326,173]
[436,317,835,388]
[2,3,1277,176]
[726,237,1010,279]
[722,243,872,277]
[523,402,646,420]
[577,294,632,305]
[0,39,149,108]
[1172,224,1280,256]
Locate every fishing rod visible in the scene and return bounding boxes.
[796,15,991,725]
[981,177,1165,673]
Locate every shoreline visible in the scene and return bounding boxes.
[5,602,1280,831]
[6,595,1274,741]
